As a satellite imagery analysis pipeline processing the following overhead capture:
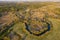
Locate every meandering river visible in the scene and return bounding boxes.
[25,22,51,36]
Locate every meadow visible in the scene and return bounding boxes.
[0,2,60,40]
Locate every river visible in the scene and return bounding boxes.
[25,22,51,36]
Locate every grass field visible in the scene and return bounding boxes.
[11,18,60,40]
[0,2,60,40]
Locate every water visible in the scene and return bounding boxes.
[25,22,51,36]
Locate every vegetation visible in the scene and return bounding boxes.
[0,2,60,40]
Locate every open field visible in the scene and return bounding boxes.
[0,2,60,40]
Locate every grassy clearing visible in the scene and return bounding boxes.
[11,18,60,40]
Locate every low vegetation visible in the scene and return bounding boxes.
[0,2,60,40]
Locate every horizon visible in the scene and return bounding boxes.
[0,0,60,2]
